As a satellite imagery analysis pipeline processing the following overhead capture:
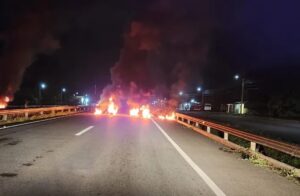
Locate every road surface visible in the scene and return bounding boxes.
[0,113,299,195]
[181,111,300,144]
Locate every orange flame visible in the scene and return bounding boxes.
[166,112,176,120]
[0,96,10,109]
[94,108,102,115]
[129,108,139,117]
[157,112,176,121]
[107,97,118,115]
[140,105,151,119]
[158,115,165,120]
[129,105,152,119]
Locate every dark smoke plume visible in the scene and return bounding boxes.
[99,0,212,109]
[0,0,60,106]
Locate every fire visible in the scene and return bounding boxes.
[158,115,165,120]
[140,105,151,119]
[129,105,152,119]
[0,104,6,109]
[157,112,176,121]
[129,108,139,117]
[107,97,118,115]
[166,112,176,120]
[4,96,10,102]
[94,108,102,115]
[0,96,10,109]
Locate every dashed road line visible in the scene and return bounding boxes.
[75,126,94,136]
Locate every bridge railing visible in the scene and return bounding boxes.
[175,113,300,174]
[0,106,90,125]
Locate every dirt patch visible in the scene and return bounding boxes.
[241,152,250,160]
[0,138,11,143]
[22,163,33,166]
[219,147,238,153]
[46,150,54,153]
[36,156,43,159]
[6,140,21,146]
[0,173,18,177]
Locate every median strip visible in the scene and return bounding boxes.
[75,126,94,136]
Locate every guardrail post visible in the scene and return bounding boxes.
[250,142,257,151]
[187,119,190,124]
[25,112,29,119]
[195,122,199,127]
[2,114,8,121]
[206,126,211,133]
[224,132,229,140]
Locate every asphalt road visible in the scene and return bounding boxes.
[0,113,299,196]
[181,111,300,144]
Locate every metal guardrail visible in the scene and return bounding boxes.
[175,113,300,159]
[0,106,90,124]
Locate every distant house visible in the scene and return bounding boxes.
[227,102,247,114]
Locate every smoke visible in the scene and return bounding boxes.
[99,0,211,109]
[0,0,60,106]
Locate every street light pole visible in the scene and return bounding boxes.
[61,88,66,104]
[240,78,245,114]
[39,83,46,105]
[234,74,245,114]
[39,88,41,104]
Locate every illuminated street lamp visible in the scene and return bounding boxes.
[61,88,66,104]
[179,91,183,96]
[196,87,202,92]
[234,74,245,114]
[39,82,47,104]
[234,74,240,80]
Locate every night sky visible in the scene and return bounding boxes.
[0,0,300,107]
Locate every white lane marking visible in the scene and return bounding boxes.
[75,126,94,136]
[151,119,226,196]
[0,114,80,130]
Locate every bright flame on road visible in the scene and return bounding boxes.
[140,105,151,119]
[94,108,102,115]
[129,105,152,119]
[0,96,10,109]
[157,112,176,121]
[166,112,176,120]
[158,115,165,120]
[129,108,139,117]
[108,97,118,115]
